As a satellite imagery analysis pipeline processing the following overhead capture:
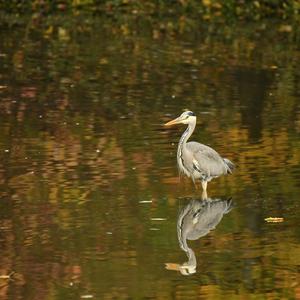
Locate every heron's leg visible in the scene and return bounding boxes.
[201,181,208,200]
[191,176,198,189]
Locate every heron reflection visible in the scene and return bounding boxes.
[166,197,233,275]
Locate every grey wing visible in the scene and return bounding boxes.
[186,142,230,178]
[187,198,233,240]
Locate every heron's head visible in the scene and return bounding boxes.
[164,111,196,126]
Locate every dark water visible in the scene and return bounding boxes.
[0,16,299,299]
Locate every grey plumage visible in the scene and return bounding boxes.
[165,111,234,196]
[176,198,233,275]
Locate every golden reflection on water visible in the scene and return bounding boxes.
[0,17,299,300]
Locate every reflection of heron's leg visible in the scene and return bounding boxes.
[201,181,207,199]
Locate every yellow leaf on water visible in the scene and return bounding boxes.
[202,0,211,7]
[44,26,53,37]
[264,217,284,223]
[58,27,70,41]
[278,25,292,33]
[99,58,108,65]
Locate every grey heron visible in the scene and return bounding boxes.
[165,111,234,198]
[176,197,233,275]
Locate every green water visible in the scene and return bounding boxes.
[0,16,299,299]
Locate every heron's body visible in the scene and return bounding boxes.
[165,111,234,197]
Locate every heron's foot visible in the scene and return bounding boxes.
[201,181,208,200]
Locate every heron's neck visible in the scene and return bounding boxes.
[178,218,196,267]
[186,247,196,267]
[179,122,195,149]
[177,207,189,251]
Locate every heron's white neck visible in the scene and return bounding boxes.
[178,121,196,150]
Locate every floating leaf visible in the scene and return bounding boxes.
[99,58,108,65]
[44,26,53,37]
[264,217,284,223]
[278,25,292,33]
[202,0,211,7]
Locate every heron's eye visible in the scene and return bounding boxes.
[187,112,195,117]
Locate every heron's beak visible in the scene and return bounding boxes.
[164,117,182,126]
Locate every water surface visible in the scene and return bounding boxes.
[0,16,299,299]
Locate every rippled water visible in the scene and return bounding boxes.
[0,16,299,299]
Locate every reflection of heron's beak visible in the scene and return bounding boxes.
[165,263,196,275]
[164,117,182,126]
[165,263,181,271]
